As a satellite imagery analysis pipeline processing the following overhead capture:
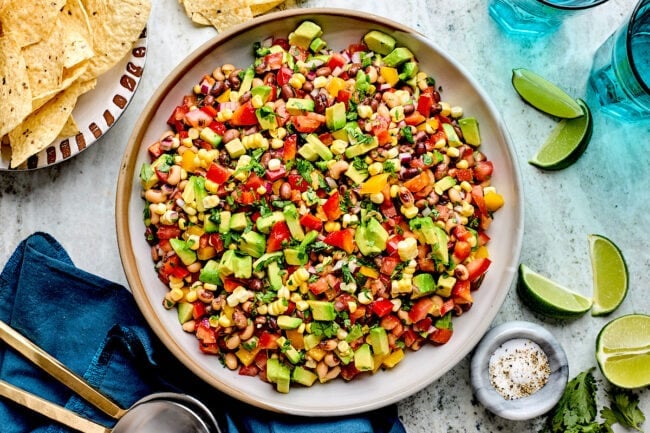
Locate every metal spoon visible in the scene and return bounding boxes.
[0,321,221,433]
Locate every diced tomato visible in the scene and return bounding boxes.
[373,127,392,146]
[235,190,256,205]
[231,101,258,126]
[347,43,367,55]
[287,173,309,192]
[282,134,297,162]
[147,141,164,159]
[167,105,189,131]
[440,299,455,316]
[452,240,472,262]
[386,235,404,256]
[266,221,291,253]
[403,170,431,193]
[404,111,426,126]
[349,304,367,325]
[299,213,323,232]
[184,108,213,128]
[370,298,394,318]
[430,328,453,344]
[193,303,207,320]
[158,255,189,283]
[336,89,352,106]
[402,329,422,348]
[208,120,226,135]
[195,318,215,342]
[323,228,354,254]
[327,52,347,70]
[473,161,494,182]
[309,274,339,296]
[477,231,491,246]
[238,364,260,377]
[452,168,473,182]
[453,225,474,242]
[245,174,266,190]
[156,225,182,240]
[258,331,280,349]
[408,297,435,323]
[413,317,433,333]
[222,277,241,293]
[379,256,401,276]
[466,258,491,282]
[292,114,322,133]
[452,280,473,305]
[340,363,361,381]
[416,93,434,117]
[198,343,219,354]
[263,51,284,70]
[471,185,488,216]
[322,191,342,220]
[277,66,294,86]
[205,162,231,184]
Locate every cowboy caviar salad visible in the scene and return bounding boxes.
[140,21,505,393]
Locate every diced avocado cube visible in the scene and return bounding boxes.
[199,259,221,285]
[283,203,305,241]
[229,212,249,231]
[303,333,323,351]
[344,136,378,159]
[345,324,364,343]
[277,315,303,330]
[412,273,436,299]
[177,302,194,324]
[239,67,255,94]
[267,261,284,291]
[288,21,323,50]
[256,211,285,234]
[442,123,461,147]
[277,336,302,365]
[239,231,266,258]
[458,117,481,146]
[203,213,219,233]
[355,217,389,256]
[284,248,308,266]
[297,141,319,161]
[354,343,374,371]
[399,61,418,81]
[369,327,390,356]
[139,163,158,190]
[256,106,278,130]
[170,238,197,266]
[266,358,291,393]
[308,300,336,321]
[305,134,333,161]
[437,275,457,297]
[410,217,449,264]
[292,366,318,387]
[218,210,231,234]
[251,85,273,102]
[382,47,414,67]
[225,137,246,158]
[199,127,222,147]
[217,250,237,277]
[326,102,347,131]
[233,254,252,279]
[434,175,457,196]
[286,98,315,115]
[309,37,327,53]
[252,251,283,272]
[344,164,369,185]
[363,30,396,56]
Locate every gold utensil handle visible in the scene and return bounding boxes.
[0,320,126,419]
[0,379,110,433]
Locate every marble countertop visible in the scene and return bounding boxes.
[1,0,649,431]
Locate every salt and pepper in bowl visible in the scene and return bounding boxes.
[470,321,569,420]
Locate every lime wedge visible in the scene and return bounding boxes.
[528,99,592,170]
[512,68,583,119]
[596,314,650,388]
[517,264,593,319]
[589,234,628,316]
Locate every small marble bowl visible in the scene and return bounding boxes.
[470,321,569,421]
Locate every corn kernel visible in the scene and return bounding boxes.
[324,221,341,232]
[251,94,264,109]
[460,181,472,192]
[204,179,219,193]
[397,237,418,261]
[267,158,281,171]
[218,314,233,328]
[400,204,419,219]
[256,304,268,315]
[202,195,220,209]
[367,162,383,176]
[313,76,328,88]
[439,102,451,117]
[294,267,310,283]
[446,147,460,158]
[390,184,400,198]
[295,300,310,311]
[357,104,373,119]
[256,185,267,195]
[370,192,385,204]
[217,109,233,122]
[150,203,167,215]
[271,138,284,149]
[456,159,469,169]
[169,287,184,301]
[348,301,357,314]
[186,290,198,303]
[450,106,464,118]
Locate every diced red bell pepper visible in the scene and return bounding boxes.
[266,221,291,253]
[408,297,435,323]
[416,93,434,117]
[322,191,342,221]
[323,228,354,254]
[465,258,491,282]
[413,317,433,333]
[200,105,218,118]
[370,298,394,318]
[292,114,323,133]
[147,141,164,159]
[347,43,367,55]
[282,134,297,162]
[205,162,231,184]
[195,318,215,342]
[402,329,422,348]
[349,304,367,325]
[327,52,347,70]
[299,213,323,232]
[231,101,258,126]
[471,185,488,216]
[238,364,260,377]
[258,331,280,349]
[404,111,426,126]
[222,277,241,293]
[473,161,494,182]
[309,274,339,296]
[430,328,453,344]
[277,66,294,86]
[477,231,490,246]
[452,240,472,262]
[158,255,189,283]
[235,190,256,205]
[379,256,401,276]
[157,225,182,240]
[373,127,392,146]
[452,168,473,182]
[193,303,207,321]
[403,170,430,193]
[198,342,219,354]
[208,120,226,135]
[287,173,309,192]
[336,89,352,106]
[263,51,284,70]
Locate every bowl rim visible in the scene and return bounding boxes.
[116,7,525,415]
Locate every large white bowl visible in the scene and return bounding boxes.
[116,8,523,416]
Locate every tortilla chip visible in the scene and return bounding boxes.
[8,80,82,168]
[0,0,66,47]
[182,0,253,32]
[81,0,151,80]
[0,29,32,137]
[190,12,212,26]
[21,17,66,101]
[60,0,95,69]
[248,0,284,16]
[58,114,80,137]
[31,59,89,111]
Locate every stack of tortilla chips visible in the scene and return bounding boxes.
[180,0,285,32]
[0,0,151,168]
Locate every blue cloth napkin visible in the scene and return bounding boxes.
[0,233,407,433]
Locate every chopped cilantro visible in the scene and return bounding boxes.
[383,160,396,173]
[310,321,339,338]
[601,388,645,432]
[547,369,599,433]
[341,264,354,284]
[352,157,368,172]
[296,159,315,183]
[401,126,414,144]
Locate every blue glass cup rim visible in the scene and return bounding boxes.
[626,0,650,95]
[537,0,610,10]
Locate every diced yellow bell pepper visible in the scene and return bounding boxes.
[197,246,217,261]
[181,149,199,172]
[484,191,505,212]
[382,348,405,368]
[216,88,231,103]
[236,346,261,367]
[359,265,379,279]
[380,66,399,87]
[474,245,489,259]
[307,346,326,362]
[373,354,388,373]
[359,173,390,195]
[326,76,346,98]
